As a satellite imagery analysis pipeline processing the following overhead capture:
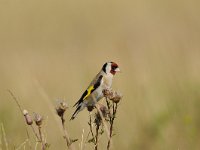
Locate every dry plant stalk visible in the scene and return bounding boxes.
[103,89,122,150]
[87,104,109,150]
[1,123,8,150]
[7,89,121,150]
[23,110,40,142]
[88,113,95,144]
[96,104,110,150]
[33,113,46,150]
[56,100,77,149]
[8,90,49,150]
[7,90,33,149]
[79,129,84,150]
[86,89,122,150]
[87,112,99,150]
[15,139,29,150]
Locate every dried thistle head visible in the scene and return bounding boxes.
[55,100,68,117]
[99,104,109,118]
[103,89,122,103]
[87,105,95,112]
[110,92,122,103]
[102,89,112,97]
[95,104,109,126]
[33,113,43,126]
[23,109,33,125]
[94,112,101,126]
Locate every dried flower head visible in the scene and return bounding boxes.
[23,109,33,125]
[103,89,122,103]
[56,100,68,117]
[99,104,109,118]
[95,104,109,126]
[33,113,43,126]
[94,112,101,126]
[87,105,95,112]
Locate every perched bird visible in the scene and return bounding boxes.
[70,62,120,120]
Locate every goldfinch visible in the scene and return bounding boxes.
[70,62,120,120]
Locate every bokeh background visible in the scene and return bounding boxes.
[0,0,200,149]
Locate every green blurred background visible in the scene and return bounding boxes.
[0,0,200,149]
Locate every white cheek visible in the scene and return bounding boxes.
[106,65,111,73]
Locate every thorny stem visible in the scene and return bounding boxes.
[61,115,71,149]
[107,102,118,150]
[38,126,45,150]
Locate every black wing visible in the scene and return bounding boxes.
[73,75,103,107]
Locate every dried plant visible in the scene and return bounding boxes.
[23,110,33,125]
[8,90,33,149]
[87,104,110,150]
[103,89,122,150]
[1,123,8,150]
[23,110,40,143]
[15,139,29,150]
[8,90,50,150]
[87,112,100,150]
[33,112,47,150]
[94,104,109,150]
[7,89,122,150]
[55,100,77,149]
[86,89,122,150]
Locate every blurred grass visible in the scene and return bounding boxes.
[0,0,200,149]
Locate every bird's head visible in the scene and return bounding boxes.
[102,62,120,75]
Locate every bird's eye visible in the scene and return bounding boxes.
[112,66,118,70]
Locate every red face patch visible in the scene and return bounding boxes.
[110,62,119,75]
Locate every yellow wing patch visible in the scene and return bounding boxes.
[83,86,94,100]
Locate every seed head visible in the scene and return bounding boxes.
[23,109,33,125]
[87,105,95,112]
[33,113,43,126]
[103,89,122,103]
[95,104,109,126]
[110,92,122,103]
[99,104,109,118]
[55,100,68,117]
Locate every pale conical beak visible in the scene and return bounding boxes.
[115,68,120,72]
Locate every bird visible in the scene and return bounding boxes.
[70,62,120,120]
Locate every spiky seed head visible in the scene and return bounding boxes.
[103,89,122,103]
[56,101,68,117]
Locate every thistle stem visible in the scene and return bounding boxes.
[38,126,45,150]
[89,112,95,143]
[107,103,118,150]
[95,124,100,150]
[61,115,71,149]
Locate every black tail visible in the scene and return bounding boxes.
[70,105,81,120]
[73,100,80,107]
